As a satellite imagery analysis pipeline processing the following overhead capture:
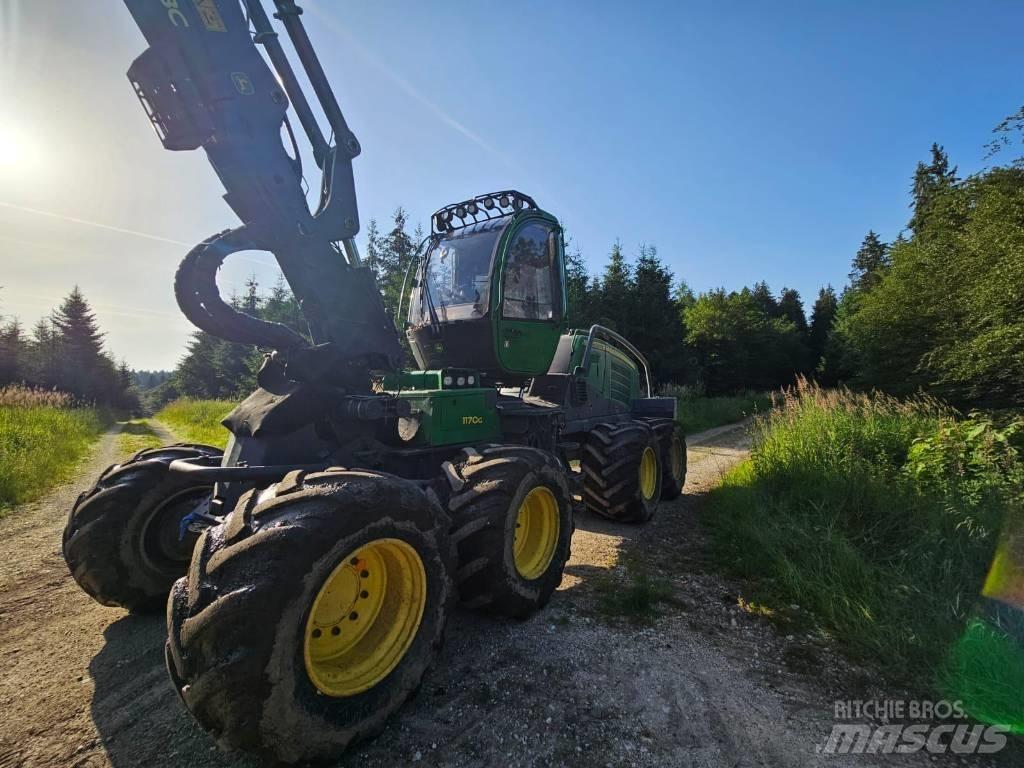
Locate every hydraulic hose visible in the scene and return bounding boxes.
[174,227,307,350]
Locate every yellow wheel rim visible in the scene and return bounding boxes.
[304,538,426,697]
[671,436,684,483]
[639,446,658,500]
[513,486,560,580]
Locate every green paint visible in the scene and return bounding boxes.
[396,388,500,446]
[492,211,567,376]
[565,331,641,405]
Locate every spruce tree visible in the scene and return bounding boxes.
[849,231,890,291]
[51,287,108,400]
[909,143,958,233]
[599,240,632,333]
[0,318,25,385]
[808,285,838,369]
[632,245,687,384]
[564,243,594,328]
[777,288,808,334]
[750,280,780,318]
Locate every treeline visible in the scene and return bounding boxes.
[0,287,137,410]
[825,137,1023,409]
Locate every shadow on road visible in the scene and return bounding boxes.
[89,613,251,768]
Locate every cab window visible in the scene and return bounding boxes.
[502,222,561,321]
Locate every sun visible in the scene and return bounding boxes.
[0,119,44,176]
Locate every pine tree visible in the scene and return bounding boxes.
[632,245,688,384]
[28,317,57,388]
[910,143,958,233]
[750,280,780,318]
[565,243,595,328]
[51,287,104,360]
[0,318,25,384]
[849,231,890,291]
[599,240,632,333]
[242,275,260,313]
[262,274,306,334]
[50,287,109,400]
[808,285,838,372]
[777,287,808,334]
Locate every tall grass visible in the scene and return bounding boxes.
[705,379,1023,724]
[661,384,770,435]
[0,386,106,513]
[155,399,235,449]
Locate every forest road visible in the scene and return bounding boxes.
[0,422,1010,768]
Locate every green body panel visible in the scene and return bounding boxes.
[393,387,500,447]
[493,212,567,376]
[565,331,641,406]
[383,370,443,390]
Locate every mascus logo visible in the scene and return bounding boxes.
[462,416,484,425]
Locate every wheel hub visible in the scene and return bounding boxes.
[513,486,559,580]
[639,446,658,500]
[671,436,684,482]
[304,538,426,697]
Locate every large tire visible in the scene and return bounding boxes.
[166,469,455,764]
[444,445,573,619]
[62,443,222,612]
[581,421,662,523]
[648,419,687,500]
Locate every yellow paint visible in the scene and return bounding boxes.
[513,486,559,580]
[670,436,684,483]
[639,446,658,500]
[304,538,426,697]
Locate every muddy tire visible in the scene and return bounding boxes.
[581,421,662,523]
[62,443,222,612]
[647,419,687,500]
[444,445,573,619]
[166,469,455,764]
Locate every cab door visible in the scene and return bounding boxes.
[495,219,566,376]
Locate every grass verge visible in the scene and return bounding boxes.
[0,402,106,514]
[155,399,235,449]
[675,392,770,435]
[703,379,1023,730]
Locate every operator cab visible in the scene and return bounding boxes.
[407,191,567,384]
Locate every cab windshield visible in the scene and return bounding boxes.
[410,220,505,324]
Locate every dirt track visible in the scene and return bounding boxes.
[0,423,1013,767]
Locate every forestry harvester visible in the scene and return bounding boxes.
[62,1,686,761]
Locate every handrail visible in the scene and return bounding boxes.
[575,324,652,398]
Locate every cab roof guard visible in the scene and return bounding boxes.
[432,190,538,235]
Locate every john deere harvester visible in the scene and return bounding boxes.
[62,1,686,762]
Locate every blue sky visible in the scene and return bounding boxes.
[1,1,1021,369]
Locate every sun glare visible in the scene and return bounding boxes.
[0,119,45,177]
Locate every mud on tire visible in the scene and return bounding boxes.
[166,469,455,764]
[444,445,573,619]
[581,421,662,523]
[62,443,222,612]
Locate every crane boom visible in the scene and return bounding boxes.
[122,0,403,387]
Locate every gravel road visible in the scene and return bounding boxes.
[0,423,1014,768]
